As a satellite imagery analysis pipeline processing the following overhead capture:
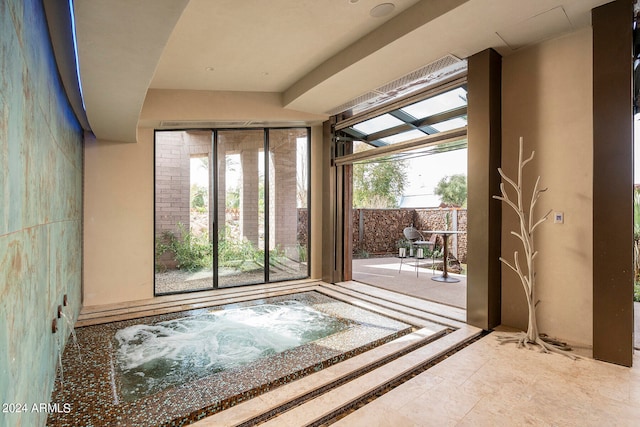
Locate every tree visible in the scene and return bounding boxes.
[190,184,207,209]
[434,174,467,207]
[353,156,407,208]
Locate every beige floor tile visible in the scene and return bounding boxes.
[333,404,423,427]
[396,380,482,424]
[630,380,640,404]
[385,373,445,405]
[457,398,550,427]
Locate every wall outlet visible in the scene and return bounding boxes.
[553,212,564,224]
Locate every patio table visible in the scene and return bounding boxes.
[423,230,464,283]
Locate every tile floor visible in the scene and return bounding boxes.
[332,334,640,426]
[75,280,640,426]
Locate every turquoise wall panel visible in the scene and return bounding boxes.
[0,0,82,425]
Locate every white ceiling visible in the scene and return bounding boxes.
[74,0,613,143]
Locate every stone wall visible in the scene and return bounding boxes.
[0,1,83,425]
[414,208,467,263]
[298,208,308,246]
[353,208,467,262]
[352,209,415,255]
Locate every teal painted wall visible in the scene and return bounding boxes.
[0,0,83,425]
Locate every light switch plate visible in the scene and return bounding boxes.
[553,212,564,224]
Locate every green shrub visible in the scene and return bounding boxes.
[297,244,307,263]
[156,224,305,274]
[156,223,212,271]
[217,227,266,271]
[635,281,640,303]
[190,184,207,209]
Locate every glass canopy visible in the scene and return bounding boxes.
[338,84,468,148]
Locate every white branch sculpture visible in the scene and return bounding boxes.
[493,137,575,358]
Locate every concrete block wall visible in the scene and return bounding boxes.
[185,130,214,237]
[216,139,227,234]
[219,130,264,246]
[0,0,83,425]
[269,129,302,257]
[155,132,190,268]
[240,149,260,245]
[155,131,213,268]
[155,131,191,236]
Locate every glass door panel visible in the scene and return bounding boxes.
[217,130,265,287]
[155,127,311,294]
[155,130,214,294]
[267,129,310,281]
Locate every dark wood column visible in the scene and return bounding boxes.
[592,0,634,367]
[322,119,339,283]
[343,162,353,281]
[322,119,351,284]
[467,48,502,330]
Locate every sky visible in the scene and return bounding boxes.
[404,149,467,197]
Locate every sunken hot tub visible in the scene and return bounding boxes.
[47,291,413,426]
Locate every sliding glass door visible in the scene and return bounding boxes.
[216,130,265,287]
[154,128,310,294]
[267,128,309,282]
[154,130,214,294]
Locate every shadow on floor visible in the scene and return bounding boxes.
[352,256,467,309]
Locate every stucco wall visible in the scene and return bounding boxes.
[0,0,83,424]
[83,130,155,306]
[83,90,325,306]
[501,28,593,347]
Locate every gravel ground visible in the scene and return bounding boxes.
[155,260,308,294]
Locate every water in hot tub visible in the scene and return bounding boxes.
[114,299,350,400]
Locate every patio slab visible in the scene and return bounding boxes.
[352,256,466,309]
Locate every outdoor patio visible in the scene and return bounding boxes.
[352,256,467,309]
[354,257,640,352]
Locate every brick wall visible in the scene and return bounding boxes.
[269,129,302,256]
[155,130,212,267]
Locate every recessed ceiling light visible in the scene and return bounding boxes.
[370,3,395,17]
[205,67,215,72]
[348,0,359,3]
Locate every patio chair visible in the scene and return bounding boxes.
[400,225,434,277]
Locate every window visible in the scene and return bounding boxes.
[154,128,311,294]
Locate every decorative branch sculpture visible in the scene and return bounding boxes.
[493,137,575,358]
